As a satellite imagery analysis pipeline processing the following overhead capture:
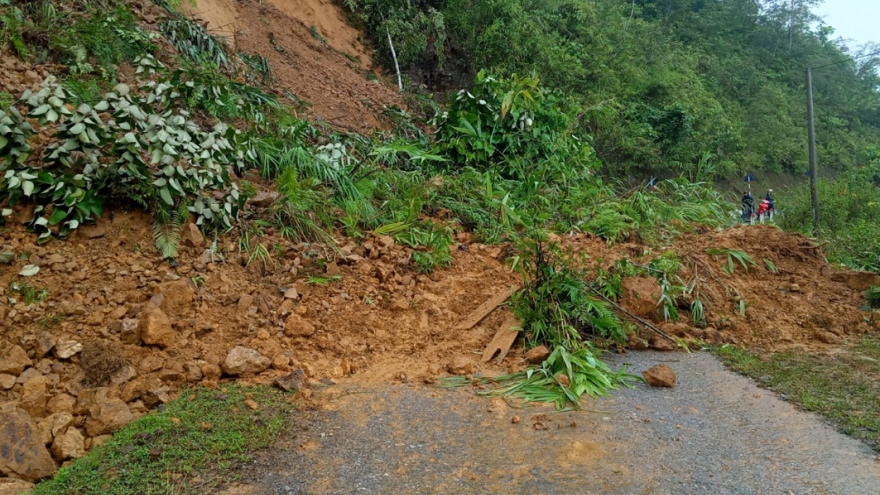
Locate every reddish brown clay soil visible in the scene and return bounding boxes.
[185,0,404,132]
[0,207,877,472]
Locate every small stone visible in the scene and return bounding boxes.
[182,223,205,249]
[46,394,76,415]
[0,374,15,390]
[200,363,222,381]
[272,355,291,371]
[325,262,341,276]
[222,346,271,377]
[0,345,31,375]
[157,280,194,316]
[120,318,141,344]
[642,364,677,388]
[284,313,316,337]
[649,335,675,351]
[815,331,841,345]
[446,356,474,375]
[80,224,106,239]
[238,294,255,313]
[85,399,133,436]
[511,415,520,424]
[139,307,175,348]
[283,288,299,300]
[0,478,35,495]
[248,191,279,208]
[273,369,306,392]
[51,427,86,460]
[244,399,259,410]
[37,412,74,445]
[53,340,83,359]
[524,345,550,364]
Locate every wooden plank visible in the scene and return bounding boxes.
[481,316,521,363]
[456,286,515,331]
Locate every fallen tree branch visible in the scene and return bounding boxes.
[585,285,676,343]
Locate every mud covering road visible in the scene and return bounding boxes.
[225,351,880,495]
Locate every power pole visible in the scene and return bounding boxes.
[805,67,820,237]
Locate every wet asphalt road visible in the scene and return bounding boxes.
[233,351,880,495]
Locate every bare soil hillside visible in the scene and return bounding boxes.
[184,0,402,131]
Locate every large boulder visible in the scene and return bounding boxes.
[139,307,175,348]
[222,346,271,377]
[642,364,677,388]
[0,345,31,376]
[0,410,57,482]
[619,277,663,321]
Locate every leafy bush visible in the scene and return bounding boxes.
[433,71,590,180]
[511,234,627,348]
[0,66,244,242]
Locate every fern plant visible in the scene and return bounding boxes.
[707,248,757,275]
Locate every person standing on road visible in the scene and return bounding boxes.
[741,191,755,224]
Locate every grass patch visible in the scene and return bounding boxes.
[32,385,295,495]
[715,335,880,452]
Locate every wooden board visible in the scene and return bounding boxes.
[456,286,516,331]
[481,316,521,363]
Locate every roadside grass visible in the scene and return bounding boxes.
[714,334,880,452]
[32,385,295,495]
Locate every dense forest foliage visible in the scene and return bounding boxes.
[344,0,880,178]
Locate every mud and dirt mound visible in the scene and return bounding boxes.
[185,0,404,132]
[651,225,873,351]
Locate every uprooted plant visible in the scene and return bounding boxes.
[444,233,638,410]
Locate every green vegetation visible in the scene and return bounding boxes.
[32,385,294,495]
[716,336,880,452]
[780,156,880,271]
[344,0,880,178]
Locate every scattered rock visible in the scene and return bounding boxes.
[79,224,106,239]
[0,409,58,482]
[119,318,141,344]
[649,335,676,351]
[158,279,195,316]
[248,191,279,208]
[20,332,55,360]
[46,394,75,415]
[831,271,880,291]
[284,313,316,337]
[283,287,299,300]
[0,345,31,376]
[181,223,205,249]
[620,277,663,320]
[325,262,341,276]
[37,412,74,445]
[0,374,15,390]
[628,333,650,350]
[222,346,271,377]
[51,427,86,460]
[53,340,83,360]
[238,294,255,313]
[525,345,550,364]
[200,363,222,381]
[0,478,35,495]
[139,307,175,348]
[85,399,133,436]
[447,356,474,375]
[643,364,677,388]
[815,331,841,345]
[274,369,306,392]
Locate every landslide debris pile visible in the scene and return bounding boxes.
[616,225,876,351]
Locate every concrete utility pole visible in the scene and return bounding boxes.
[805,67,820,237]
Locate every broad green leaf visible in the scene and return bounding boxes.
[159,186,174,205]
